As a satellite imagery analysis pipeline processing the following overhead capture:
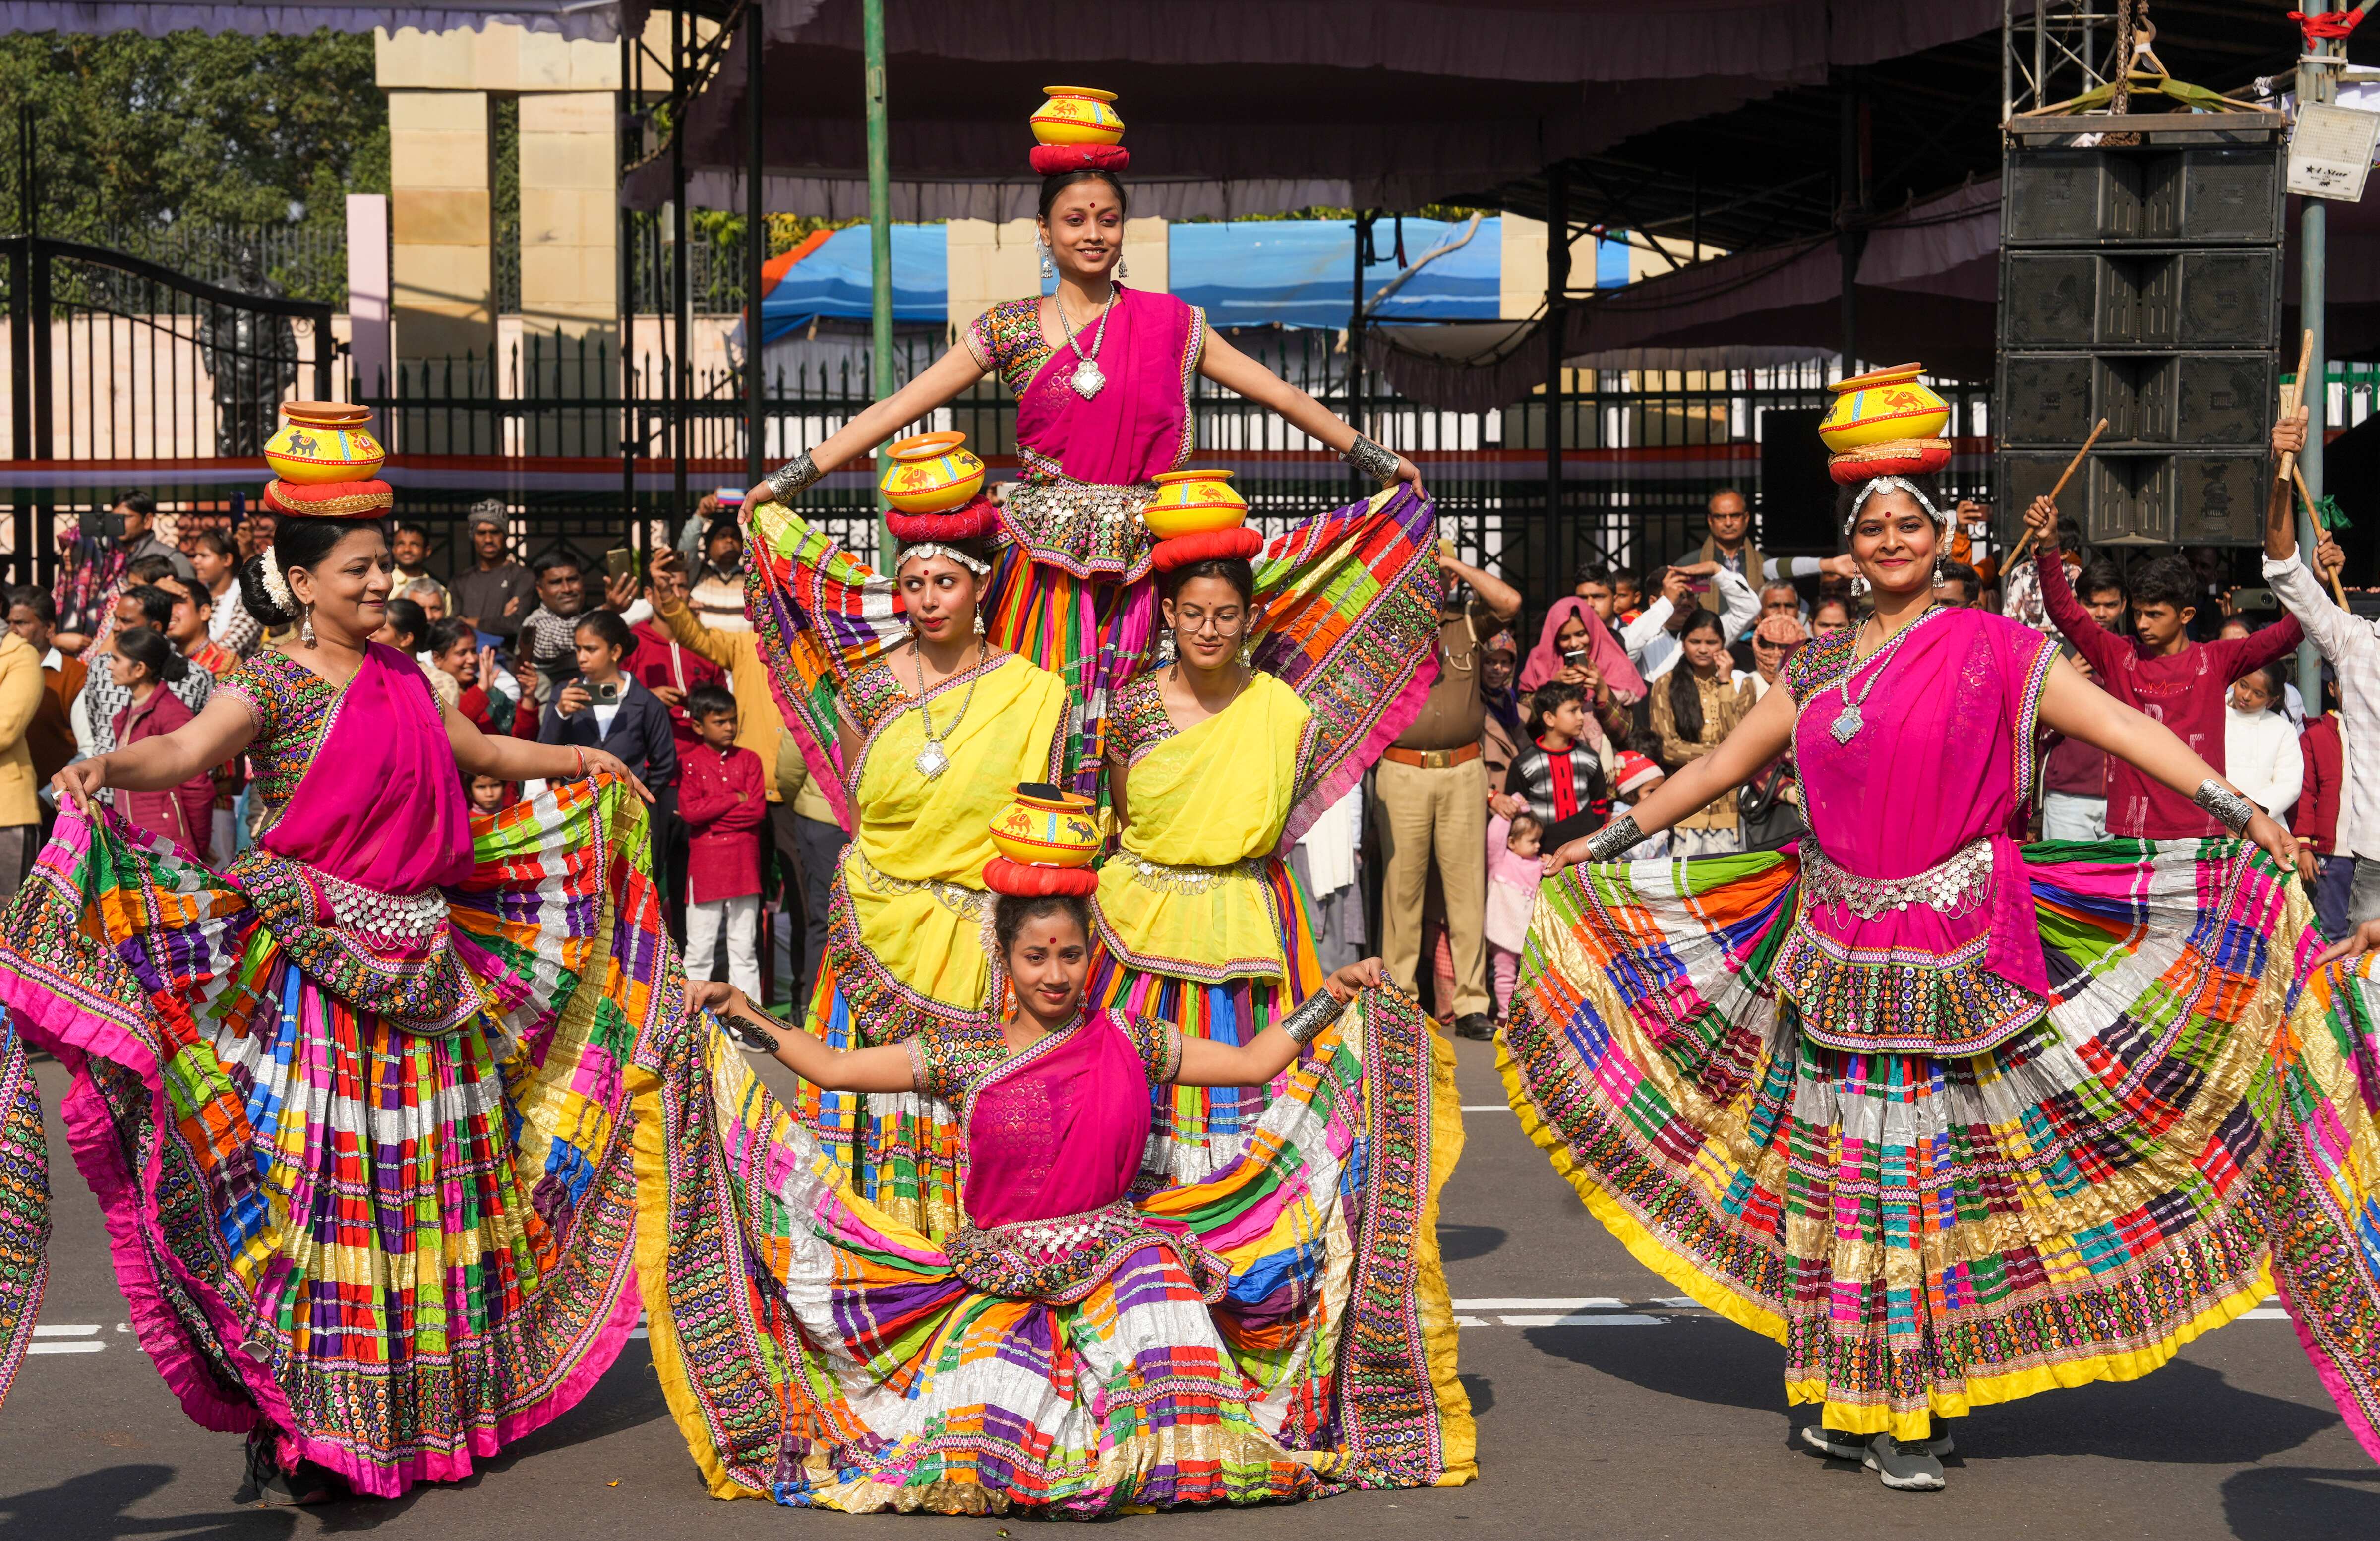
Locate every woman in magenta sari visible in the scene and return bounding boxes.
[745,145,1430,796]
[1502,461,2380,1493]
[0,512,701,1504]
[678,888,1473,1513]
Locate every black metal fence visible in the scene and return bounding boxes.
[357,326,1988,611]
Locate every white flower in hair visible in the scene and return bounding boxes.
[259,545,297,612]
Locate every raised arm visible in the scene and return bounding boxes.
[698,983,918,1092]
[1548,680,1795,871]
[51,690,256,812]
[2023,497,2127,678]
[1172,961,1386,1087]
[1439,553,1521,624]
[742,342,991,505]
[1198,329,1426,497]
[2036,654,2294,864]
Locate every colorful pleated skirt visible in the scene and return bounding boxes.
[1500,838,2380,1452]
[647,985,1475,1512]
[1089,861,1329,1185]
[0,783,692,1497]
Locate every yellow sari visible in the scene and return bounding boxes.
[804,648,1068,1235]
[1091,671,1327,1182]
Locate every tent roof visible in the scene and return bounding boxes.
[0,1,625,37]
[626,0,2007,219]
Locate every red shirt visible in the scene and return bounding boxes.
[2036,552,2304,838]
[2297,714,2344,856]
[679,741,766,902]
[627,621,726,752]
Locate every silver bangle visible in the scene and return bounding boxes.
[763,451,821,504]
[1583,813,1645,863]
[1341,434,1399,485]
[1280,990,1348,1046]
[2194,779,2259,835]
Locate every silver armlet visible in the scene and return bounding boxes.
[1582,813,1645,863]
[1280,990,1348,1046]
[1341,434,1400,486]
[763,451,821,504]
[2194,779,2259,835]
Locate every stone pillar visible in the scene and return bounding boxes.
[387,88,495,381]
[345,193,390,417]
[518,92,617,336]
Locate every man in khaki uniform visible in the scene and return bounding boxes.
[1369,551,1522,1040]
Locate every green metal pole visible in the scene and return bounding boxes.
[863,0,894,562]
[2299,0,2330,698]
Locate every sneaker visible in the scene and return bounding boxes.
[1454,1013,1495,1041]
[1864,1433,1946,1492]
[1798,1425,1866,1460]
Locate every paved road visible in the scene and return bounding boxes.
[5,1041,2375,1540]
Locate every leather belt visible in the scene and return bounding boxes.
[1381,742,1481,770]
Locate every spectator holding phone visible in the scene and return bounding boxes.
[539,611,679,872]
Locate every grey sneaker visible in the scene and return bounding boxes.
[1865,1433,1946,1492]
[1798,1425,1866,1460]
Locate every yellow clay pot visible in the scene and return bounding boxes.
[263,400,385,486]
[989,788,1102,868]
[1031,87,1125,146]
[879,430,987,513]
[1142,469,1248,541]
[1818,363,1950,453]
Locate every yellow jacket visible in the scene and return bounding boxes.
[652,587,838,823]
[0,636,47,826]
[1649,665,1751,831]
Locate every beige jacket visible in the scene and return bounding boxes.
[0,636,47,826]
[1649,664,1751,830]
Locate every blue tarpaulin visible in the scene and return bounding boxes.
[756,217,1634,335]
[757,224,948,344]
[1171,217,1502,328]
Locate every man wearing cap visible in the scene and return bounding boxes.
[1371,551,1523,1042]
[450,500,536,647]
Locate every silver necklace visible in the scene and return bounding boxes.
[1827,603,1942,744]
[1055,284,1118,400]
[910,640,986,780]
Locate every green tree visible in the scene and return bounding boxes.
[0,30,385,234]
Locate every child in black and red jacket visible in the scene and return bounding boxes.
[1503,681,1612,852]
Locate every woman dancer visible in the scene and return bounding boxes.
[745,91,1433,799]
[760,525,1070,1234]
[1501,447,2380,1491]
[0,508,694,1502]
[677,880,1473,1511]
[1093,545,1437,1180]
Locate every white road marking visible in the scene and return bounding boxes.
[2242,1308,2290,1320]
[1460,1105,1514,1112]
[1454,1298,1626,1311]
[32,1324,99,1337]
[1501,1313,1665,1328]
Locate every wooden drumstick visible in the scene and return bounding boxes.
[2294,463,2352,607]
[2007,418,2109,566]
[2279,328,2315,489]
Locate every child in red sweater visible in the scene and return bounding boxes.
[679,685,766,998]
[2023,494,2303,837]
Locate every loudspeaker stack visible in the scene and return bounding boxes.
[1997,116,2286,546]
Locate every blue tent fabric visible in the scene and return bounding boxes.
[758,224,947,343]
[754,217,1631,336]
[1169,217,1504,328]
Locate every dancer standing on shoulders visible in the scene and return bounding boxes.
[1501,396,2380,1493]
[743,87,1434,799]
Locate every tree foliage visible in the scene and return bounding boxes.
[0,30,386,234]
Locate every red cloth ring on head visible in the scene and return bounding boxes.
[887,494,1001,545]
[262,478,395,517]
[983,857,1101,897]
[1030,144,1130,176]
[1150,526,1263,573]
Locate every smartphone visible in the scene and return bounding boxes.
[1562,648,1589,666]
[592,679,624,704]
[604,547,635,581]
[2230,587,2279,614]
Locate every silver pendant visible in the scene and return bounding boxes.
[915,740,950,780]
[1070,358,1106,399]
[1830,706,1863,744]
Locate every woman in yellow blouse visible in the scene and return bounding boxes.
[1649,606,1752,855]
[744,505,1069,1236]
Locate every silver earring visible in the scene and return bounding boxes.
[973,610,986,636]
[1118,255,1130,282]
[1037,237,1056,284]
[1236,634,1252,666]
[298,604,315,648]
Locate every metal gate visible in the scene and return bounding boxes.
[0,234,335,588]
